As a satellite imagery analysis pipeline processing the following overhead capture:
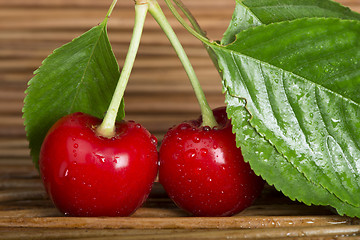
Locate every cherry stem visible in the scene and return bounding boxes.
[169,0,220,70]
[104,0,118,23]
[163,0,211,44]
[148,0,217,128]
[96,2,148,138]
[171,0,206,37]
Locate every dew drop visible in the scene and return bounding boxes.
[150,135,157,145]
[172,152,180,160]
[180,123,191,130]
[135,124,141,129]
[73,143,78,148]
[186,149,197,160]
[200,148,208,157]
[203,126,210,132]
[193,135,200,143]
[331,118,341,128]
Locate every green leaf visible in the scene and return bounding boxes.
[23,19,123,169]
[226,98,360,217]
[209,18,360,213]
[221,0,360,45]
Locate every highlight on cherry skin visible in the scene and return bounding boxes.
[39,112,158,217]
[159,107,265,217]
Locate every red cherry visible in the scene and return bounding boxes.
[39,112,158,217]
[159,107,264,217]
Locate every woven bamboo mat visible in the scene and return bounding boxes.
[1,0,360,239]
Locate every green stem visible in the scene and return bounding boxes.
[172,0,206,38]
[97,3,148,138]
[148,0,217,127]
[163,0,211,45]
[170,0,220,71]
[104,0,118,24]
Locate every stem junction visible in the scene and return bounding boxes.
[96,2,148,138]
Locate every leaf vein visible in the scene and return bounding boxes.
[69,23,106,113]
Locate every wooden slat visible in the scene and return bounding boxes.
[0,215,357,229]
[1,226,360,240]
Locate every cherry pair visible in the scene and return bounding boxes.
[39,107,264,217]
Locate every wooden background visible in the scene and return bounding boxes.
[1,0,360,239]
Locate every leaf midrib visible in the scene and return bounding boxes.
[68,22,107,113]
[217,43,360,206]
[211,43,360,108]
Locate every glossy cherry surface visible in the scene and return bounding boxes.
[159,107,264,217]
[39,112,158,217]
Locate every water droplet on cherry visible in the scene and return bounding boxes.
[150,135,157,145]
[180,123,191,130]
[186,149,196,159]
[203,126,210,131]
[193,135,200,143]
[200,148,208,156]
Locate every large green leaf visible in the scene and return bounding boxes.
[226,98,360,217]
[23,19,123,169]
[221,0,360,45]
[209,18,360,212]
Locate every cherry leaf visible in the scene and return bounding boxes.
[23,19,123,169]
[226,99,360,218]
[210,18,360,214]
[221,0,360,45]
